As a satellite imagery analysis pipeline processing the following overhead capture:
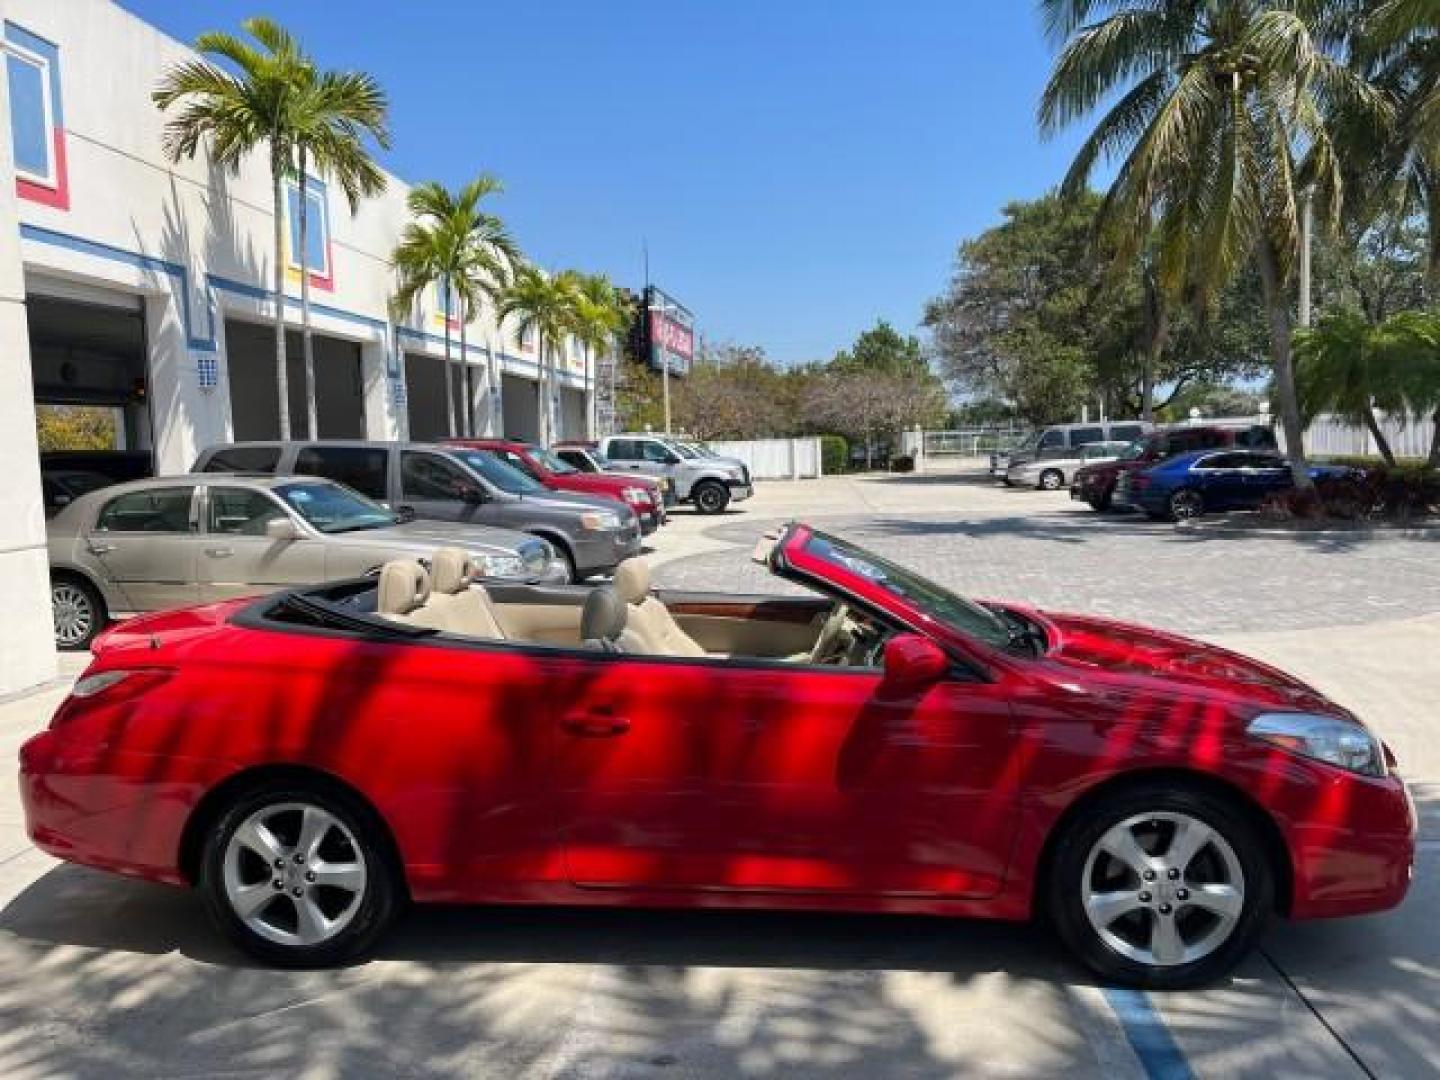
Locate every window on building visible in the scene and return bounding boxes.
[95,488,196,533]
[286,180,330,276]
[4,39,55,187]
[294,446,388,500]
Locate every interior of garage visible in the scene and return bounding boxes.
[28,293,152,467]
[226,318,366,441]
[559,387,586,442]
[501,373,539,442]
[404,351,470,442]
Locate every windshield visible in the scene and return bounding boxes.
[669,442,699,459]
[275,481,395,534]
[529,446,579,474]
[447,450,546,495]
[801,530,1012,650]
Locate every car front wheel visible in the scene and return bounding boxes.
[1049,784,1272,990]
[52,574,105,650]
[201,784,400,967]
[693,480,731,514]
[1168,489,1205,521]
[1039,469,1065,491]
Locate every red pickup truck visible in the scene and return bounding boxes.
[447,439,668,533]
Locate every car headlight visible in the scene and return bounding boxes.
[475,552,526,579]
[621,487,650,505]
[726,466,745,480]
[1247,713,1387,777]
[580,510,622,531]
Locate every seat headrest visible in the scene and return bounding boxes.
[377,560,430,615]
[430,547,473,595]
[581,587,628,644]
[612,558,651,604]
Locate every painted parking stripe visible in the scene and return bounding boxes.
[1102,987,1196,1080]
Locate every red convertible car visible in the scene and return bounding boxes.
[19,524,1414,987]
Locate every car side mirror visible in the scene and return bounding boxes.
[881,634,949,693]
[265,517,299,541]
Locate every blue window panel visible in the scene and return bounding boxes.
[6,50,50,180]
[286,183,328,273]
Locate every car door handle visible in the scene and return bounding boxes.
[561,710,631,738]
[86,541,116,555]
[205,546,234,558]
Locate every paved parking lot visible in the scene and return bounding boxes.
[1,473,1435,1078]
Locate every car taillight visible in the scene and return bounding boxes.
[52,668,174,726]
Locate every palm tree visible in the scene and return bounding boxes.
[154,17,310,439]
[497,267,580,445]
[290,64,390,438]
[1295,308,1407,462]
[391,177,519,437]
[567,273,627,438]
[1039,0,1389,488]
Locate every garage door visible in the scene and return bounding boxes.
[559,387,587,442]
[226,320,365,440]
[501,373,539,442]
[405,352,470,441]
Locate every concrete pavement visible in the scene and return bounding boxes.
[1,474,1434,1078]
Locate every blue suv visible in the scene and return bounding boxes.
[1118,450,1349,521]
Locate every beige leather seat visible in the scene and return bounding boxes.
[376,560,432,625]
[427,548,507,638]
[612,558,706,657]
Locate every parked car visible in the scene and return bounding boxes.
[990,420,1151,477]
[596,434,753,514]
[193,440,642,582]
[46,474,563,650]
[1117,450,1352,521]
[1075,423,1281,512]
[554,440,680,507]
[1005,440,1131,491]
[22,522,1413,988]
[448,439,667,534]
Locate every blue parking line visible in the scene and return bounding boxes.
[1102,987,1195,1080]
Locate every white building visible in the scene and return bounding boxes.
[0,0,596,693]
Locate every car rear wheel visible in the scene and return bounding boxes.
[201,784,400,967]
[693,480,731,515]
[1087,493,1113,512]
[1049,785,1272,990]
[1168,489,1205,522]
[51,574,105,651]
[1039,469,1065,491]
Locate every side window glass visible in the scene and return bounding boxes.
[1069,427,1104,448]
[1110,424,1144,442]
[95,487,194,533]
[294,447,389,500]
[209,488,286,535]
[642,441,675,464]
[202,446,281,473]
[607,440,636,461]
[502,450,540,479]
[402,452,471,500]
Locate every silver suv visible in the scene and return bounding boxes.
[597,435,753,514]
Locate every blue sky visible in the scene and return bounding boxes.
[119,0,1092,365]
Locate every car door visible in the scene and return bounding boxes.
[549,650,1020,899]
[197,484,327,601]
[1194,453,1248,509]
[398,449,492,524]
[1241,453,1294,506]
[86,485,201,611]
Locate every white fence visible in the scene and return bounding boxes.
[708,438,823,480]
[1297,412,1436,459]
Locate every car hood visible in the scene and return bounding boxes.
[514,489,634,516]
[1027,608,1340,714]
[550,473,648,497]
[364,519,534,554]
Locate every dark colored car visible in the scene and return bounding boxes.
[448,439,667,534]
[20,522,1415,987]
[1119,450,1352,521]
[193,441,642,582]
[42,468,117,518]
[1071,424,1278,511]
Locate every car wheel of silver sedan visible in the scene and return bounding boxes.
[1049,784,1272,989]
[201,785,400,967]
[1039,469,1065,491]
[52,575,104,650]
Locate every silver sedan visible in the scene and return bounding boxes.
[47,474,565,649]
[1005,441,1131,490]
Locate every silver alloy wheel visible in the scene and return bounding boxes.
[52,582,95,648]
[1170,489,1204,521]
[222,801,368,948]
[1081,811,1245,968]
[1040,470,1064,491]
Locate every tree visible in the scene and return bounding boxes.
[391,177,518,437]
[1040,0,1389,488]
[832,320,928,376]
[155,17,312,439]
[496,266,579,445]
[289,62,389,438]
[567,273,628,438]
[1295,308,1409,461]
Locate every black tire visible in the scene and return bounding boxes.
[1039,469,1065,491]
[200,782,401,968]
[51,573,106,651]
[693,480,731,515]
[1087,493,1113,512]
[1168,488,1205,522]
[1048,783,1274,990]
